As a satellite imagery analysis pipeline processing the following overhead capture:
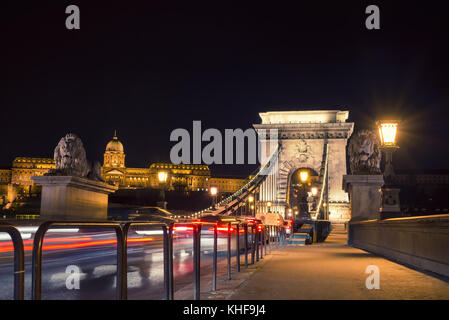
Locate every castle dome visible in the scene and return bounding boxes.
[106,131,124,153]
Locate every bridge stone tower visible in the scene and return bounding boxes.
[254,110,354,224]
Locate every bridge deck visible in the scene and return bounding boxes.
[226,229,449,299]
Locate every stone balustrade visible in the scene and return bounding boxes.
[348,214,449,277]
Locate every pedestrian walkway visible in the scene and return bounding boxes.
[228,229,449,299]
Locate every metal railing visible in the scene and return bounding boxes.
[122,221,174,300]
[190,222,216,300]
[0,223,25,300]
[0,219,287,300]
[31,221,127,300]
[181,221,283,299]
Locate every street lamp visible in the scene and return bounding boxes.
[378,122,398,146]
[377,120,401,217]
[308,186,319,218]
[377,120,399,183]
[298,170,310,219]
[157,171,168,209]
[248,195,254,216]
[299,170,309,183]
[210,186,218,209]
[158,171,168,184]
[267,201,272,213]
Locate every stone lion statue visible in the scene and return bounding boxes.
[46,133,104,181]
[87,161,104,182]
[348,130,382,174]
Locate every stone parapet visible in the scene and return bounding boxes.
[348,215,449,277]
[31,176,117,220]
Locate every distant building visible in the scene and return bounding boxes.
[0,157,55,204]
[10,157,55,186]
[0,169,11,185]
[208,177,248,193]
[0,132,249,205]
[149,163,211,191]
[396,170,449,214]
[101,132,248,192]
[396,172,449,186]
[0,169,12,204]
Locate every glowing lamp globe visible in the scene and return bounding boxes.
[158,171,168,183]
[299,171,309,183]
[377,121,399,147]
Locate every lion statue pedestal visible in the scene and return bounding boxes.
[32,176,117,220]
[342,175,384,222]
[342,130,384,223]
[31,133,117,220]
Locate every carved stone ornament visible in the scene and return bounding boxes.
[348,130,381,175]
[46,133,105,181]
[295,139,313,163]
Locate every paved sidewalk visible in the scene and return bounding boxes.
[176,246,277,300]
[227,231,449,300]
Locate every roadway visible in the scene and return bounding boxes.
[5,225,444,300]
[0,227,242,300]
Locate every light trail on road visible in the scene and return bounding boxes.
[0,228,245,300]
[0,237,156,253]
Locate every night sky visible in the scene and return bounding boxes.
[1,1,449,176]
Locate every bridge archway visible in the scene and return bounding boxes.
[287,167,319,219]
[254,110,354,223]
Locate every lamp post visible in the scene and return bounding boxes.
[157,171,168,209]
[299,171,309,184]
[210,186,218,210]
[248,195,254,216]
[308,186,318,218]
[377,120,401,218]
[267,201,272,213]
[298,170,310,219]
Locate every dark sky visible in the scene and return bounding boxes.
[1,1,449,176]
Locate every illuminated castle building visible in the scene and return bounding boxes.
[102,132,247,192]
[0,157,55,204]
[0,132,248,205]
[10,157,55,185]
